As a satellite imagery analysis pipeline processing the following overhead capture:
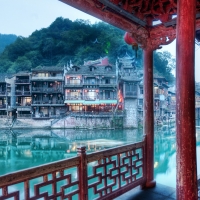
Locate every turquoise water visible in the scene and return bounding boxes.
[0,124,200,191]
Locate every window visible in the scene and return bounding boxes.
[105,90,111,99]
[138,99,143,106]
[70,77,80,85]
[105,79,110,84]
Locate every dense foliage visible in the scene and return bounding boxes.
[0,17,175,83]
[0,34,17,53]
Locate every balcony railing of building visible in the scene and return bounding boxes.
[0,104,6,109]
[168,104,176,111]
[65,96,117,101]
[154,94,160,98]
[65,82,117,87]
[16,103,31,107]
[65,82,84,87]
[17,114,32,118]
[32,87,63,93]
[0,115,7,118]
[160,102,168,109]
[0,91,6,95]
[124,91,137,98]
[15,91,31,96]
[31,75,63,80]
[0,138,146,200]
[32,100,64,105]
[15,79,30,84]
[98,83,117,87]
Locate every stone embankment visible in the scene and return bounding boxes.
[0,113,124,129]
[0,118,52,129]
[0,115,114,129]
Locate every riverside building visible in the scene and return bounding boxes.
[0,57,177,128]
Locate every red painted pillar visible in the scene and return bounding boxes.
[143,48,156,188]
[77,146,88,200]
[176,0,198,199]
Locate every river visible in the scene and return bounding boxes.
[0,122,200,190]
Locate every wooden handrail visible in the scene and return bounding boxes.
[0,138,146,199]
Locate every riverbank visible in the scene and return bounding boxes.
[0,115,123,129]
[0,117,176,129]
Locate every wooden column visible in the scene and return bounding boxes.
[77,146,88,200]
[143,48,156,188]
[176,0,197,199]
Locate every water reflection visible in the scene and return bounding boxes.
[0,128,143,175]
[1,124,200,190]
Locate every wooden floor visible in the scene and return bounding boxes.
[114,183,176,200]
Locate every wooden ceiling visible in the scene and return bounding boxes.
[60,0,200,49]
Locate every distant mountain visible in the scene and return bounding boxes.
[0,34,17,53]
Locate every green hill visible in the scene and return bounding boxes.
[0,34,17,53]
[0,17,175,83]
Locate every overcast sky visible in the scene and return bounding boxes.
[0,0,200,81]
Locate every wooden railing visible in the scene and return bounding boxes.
[0,139,146,200]
[17,114,32,118]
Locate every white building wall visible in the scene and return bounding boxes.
[123,99,138,128]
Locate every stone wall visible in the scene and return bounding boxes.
[123,99,138,128]
[51,116,113,129]
[12,119,51,129]
[1,116,123,129]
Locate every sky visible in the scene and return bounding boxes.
[0,0,200,81]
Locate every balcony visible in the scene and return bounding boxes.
[0,104,6,109]
[15,91,31,96]
[15,79,30,84]
[16,104,31,109]
[0,139,147,199]
[17,114,32,118]
[124,91,137,98]
[32,100,64,105]
[0,91,6,96]
[0,115,7,118]
[65,82,83,88]
[65,96,83,100]
[154,94,160,99]
[99,83,117,87]
[31,75,63,81]
[32,87,63,93]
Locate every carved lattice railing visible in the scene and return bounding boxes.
[0,138,146,200]
[86,140,146,200]
[0,157,80,200]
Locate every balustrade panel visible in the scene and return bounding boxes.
[86,141,145,200]
[0,139,146,200]
[0,157,80,200]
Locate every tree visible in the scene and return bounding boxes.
[153,51,175,83]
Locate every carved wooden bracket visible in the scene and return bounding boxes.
[130,25,176,51]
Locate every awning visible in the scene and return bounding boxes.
[83,100,100,105]
[64,100,84,104]
[64,100,118,105]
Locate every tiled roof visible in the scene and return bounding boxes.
[154,74,167,81]
[84,57,111,66]
[66,64,116,76]
[15,71,31,76]
[0,73,14,82]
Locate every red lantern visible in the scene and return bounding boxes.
[124,32,138,58]
[124,32,136,45]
